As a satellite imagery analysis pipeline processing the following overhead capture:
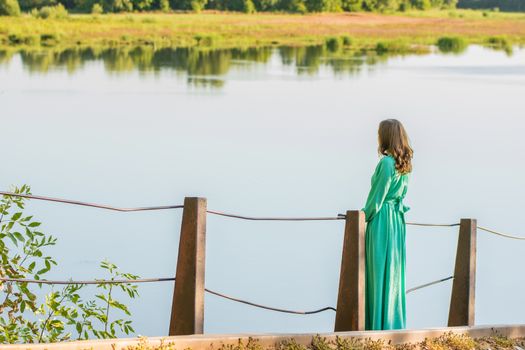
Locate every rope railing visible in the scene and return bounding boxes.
[406,222,460,227]
[0,277,176,285]
[0,191,184,212]
[405,275,454,294]
[204,289,336,315]
[477,225,525,240]
[206,210,344,221]
[1,191,524,239]
[0,275,453,315]
[0,190,519,331]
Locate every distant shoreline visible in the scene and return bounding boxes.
[1,10,525,50]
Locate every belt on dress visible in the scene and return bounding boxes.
[383,199,410,214]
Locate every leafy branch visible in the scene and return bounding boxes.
[0,185,140,344]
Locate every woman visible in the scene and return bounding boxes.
[362,119,413,331]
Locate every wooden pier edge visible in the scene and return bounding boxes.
[3,324,525,350]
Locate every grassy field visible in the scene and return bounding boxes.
[1,10,525,50]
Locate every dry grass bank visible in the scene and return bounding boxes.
[1,10,525,48]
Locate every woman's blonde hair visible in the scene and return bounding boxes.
[378,119,413,175]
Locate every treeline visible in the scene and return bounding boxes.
[458,0,525,11]
[0,0,459,16]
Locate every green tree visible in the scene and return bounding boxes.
[130,0,152,10]
[278,0,307,12]
[442,0,456,8]
[342,0,362,11]
[305,0,342,11]
[252,0,277,10]
[0,0,21,15]
[398,0,411,10]
[18,0,55,11]
[411,0,430,9]
[221,0,255,11]
[169,0,207,11]
[362,0,398,11]
[102,0,132,12]
[242,0,255,12]
[159,0,170,11]
[91,2,103,12]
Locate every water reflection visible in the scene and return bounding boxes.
[0,45,400,86]
[0,43,508,88]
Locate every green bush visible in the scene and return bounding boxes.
[341,35,352,46]
[242,0,255,12]
[32,3,68,18]
[325,36,343,52]
[159,0,170,11]
[7,34,22,44]
[485,36,512,54]
[91,2,103,12]
[436,36,467,54]
[0,0,21,16]
[375,40,410,54]
[8,34,40,45]
[486,36,509,47]
[194,33,220,46]
[40,33,61,46]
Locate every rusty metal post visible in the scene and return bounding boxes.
[169,197,207,336]
[335,210,366,332]
[448,218,476,327]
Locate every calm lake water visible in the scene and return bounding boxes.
[0,44,524,337]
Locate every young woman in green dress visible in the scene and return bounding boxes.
[362,119,413,330]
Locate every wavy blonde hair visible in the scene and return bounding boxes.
[378,119,413,175]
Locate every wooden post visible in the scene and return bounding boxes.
[448,218,476,327]
[335,210,366,332]
[169,197,207,336]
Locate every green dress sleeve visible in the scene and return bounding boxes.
[362,157,394,222]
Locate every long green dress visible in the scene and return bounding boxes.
[362,154,410,330]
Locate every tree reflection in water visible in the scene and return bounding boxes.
[0,45,418,88]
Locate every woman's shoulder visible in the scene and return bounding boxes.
[379,154,395,167]
[375,154,395,174]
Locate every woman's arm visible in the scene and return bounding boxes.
[362,157,394,222]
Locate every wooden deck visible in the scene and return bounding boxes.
[2,324,525,350]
